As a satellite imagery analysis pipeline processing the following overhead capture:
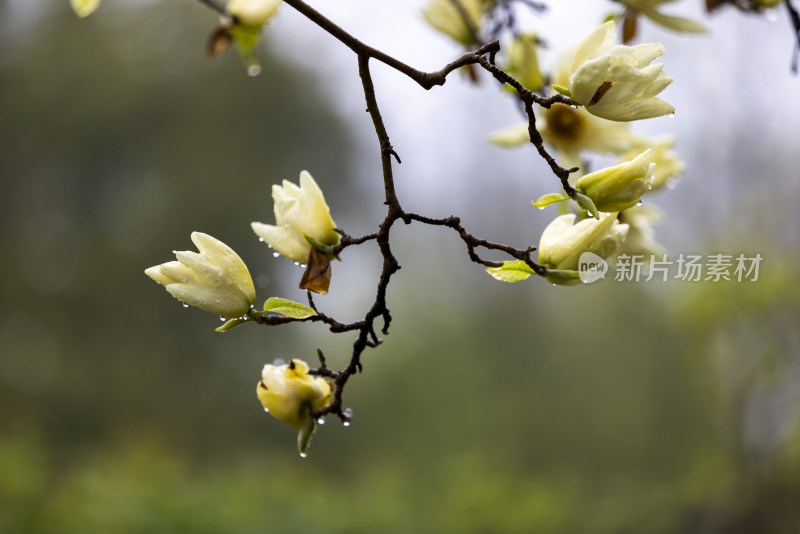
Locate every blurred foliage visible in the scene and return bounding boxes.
[1,1,800,533]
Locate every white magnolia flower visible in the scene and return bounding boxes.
[575,149,655,212]
[422,0,485,44]
[568,21,674,122]
[539,213,629,285]
[227,0,282,27]
[621,0,707,34]
[145,232,256,318]
[252,171,339,263]
[257,359,333,429]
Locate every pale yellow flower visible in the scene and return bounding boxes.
[251,171,339,263]
[489,104,650,172]
[256,359,333,429]
[145,232,256,318]
[539,213,629,285]
[568,21,674,121]
[575,149,655,212]
[505,33,544,93]
[227,0,282,27]
[422,0,485,44]
[621,0,707,33]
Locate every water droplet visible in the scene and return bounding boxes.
[343,421,351,427]
[182,304,189,308]
[220,317,226,322]
[258,237,264,242]
[247,64,262,77]
[293,262,300,266]
[263,407,269,413]
[272,252,280,258]
[299,264,307,269]
[343,408,353,418]
[317,417,325,425]
[267,244,272,249]
[299,451,308,458]
[667,113,675,120]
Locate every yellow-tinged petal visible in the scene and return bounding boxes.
[71,0,101,18]
[227,0,282,27]
[575,149,654,212]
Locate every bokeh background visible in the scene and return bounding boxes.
[1,0,799,532]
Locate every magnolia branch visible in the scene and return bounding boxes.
[191,0,571,423]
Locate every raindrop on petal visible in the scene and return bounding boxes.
[299,451,308,458]
[247,64,262,77]
[273,252,280,258]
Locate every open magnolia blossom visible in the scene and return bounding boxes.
[575,149,655,212]
[620,0,707,34]
[568,21,674,122]
[252,170,339,264]
[539,213,629,285]
[257,359,333,429]
[145,232,256,318]
[489,103,650,173]
[422,0,485,45]
[227,0,282,27]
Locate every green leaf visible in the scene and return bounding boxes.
[532,193,569,209]
[574,191,600,220]
[263,297,317,319]
[486,261,535,283]
[215,317,250,333]
[297,416,316,458]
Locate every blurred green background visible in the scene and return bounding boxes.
[1,1,799,533]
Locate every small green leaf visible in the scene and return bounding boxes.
[263,297,317,319]
[215,317,250,333]
[486,261,535,283]
[532,193,569,209]
[552,84,572,97]
[574,191,600,220]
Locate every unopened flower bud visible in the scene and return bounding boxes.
[145,232,256,318]
[575,149,654,212]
